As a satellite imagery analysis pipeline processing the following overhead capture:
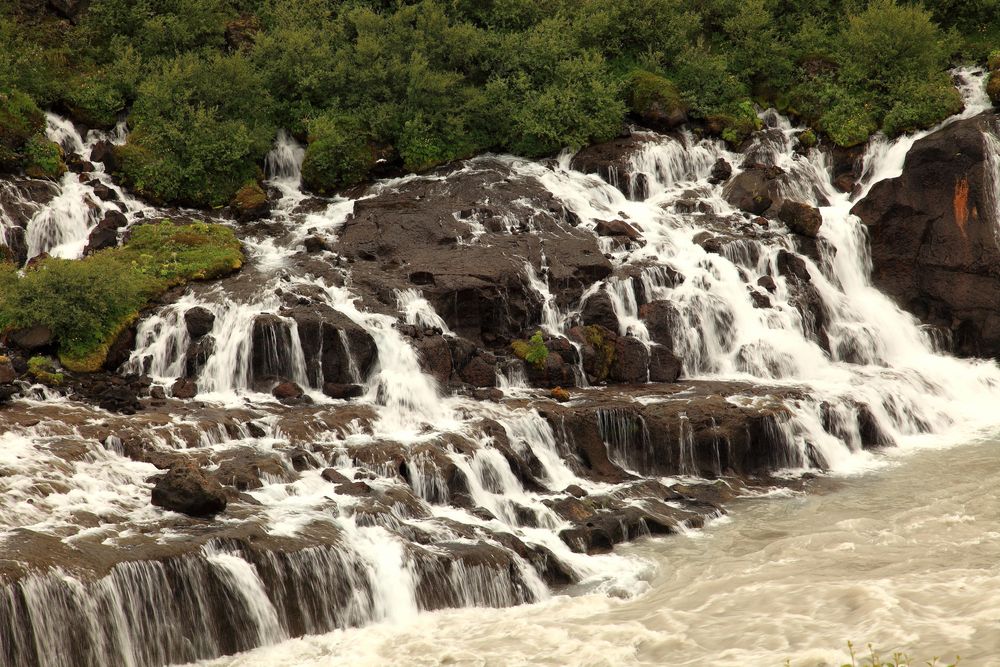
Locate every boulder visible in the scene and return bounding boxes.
[7,325,54,351]
[338,160,611,346]
[170,378,198,399]
[594,219,642,241]
[184,307,215,339]
[777,200,823,237]
[230,183,271,223]
[722,164,787,215]
[322,383,365,399]
[580,289,620,333]
[83,211,126,255]
[150,464,227,517]
[89,140,119,173]
[272,381,304,400]
[709,158,733,184]
[852,111,1000,356]
[570,134,653,199]
[0,356,17,384]
[611,335,649,384]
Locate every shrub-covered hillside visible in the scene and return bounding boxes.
[0,0,997,207]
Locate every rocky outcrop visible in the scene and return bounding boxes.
[570,133,654,199]
[339,160,612,347]
[852,112,1000,356]
[150,464,228,517]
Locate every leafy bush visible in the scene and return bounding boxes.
[881,77,964,136]
[511,331,548,369]
[0,89,46,172]
[117,52,275,206]
[301,112,375,194]
[0,222,243,371]
[22,136,65,180]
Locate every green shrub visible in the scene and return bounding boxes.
[838,0,951,103]
[990,50,1000,71]
[0,89,46,172]
[488,52,624,157]
[118,52,275,206]
[0,222,243,371]
[820,96,878,148]
[989,72,1000,106]
[881,76,964,136]
[22,136,66,180]
[511,331,548,369]
[300,112,375,194]
[62,45,143,129]
[625,69,685,125]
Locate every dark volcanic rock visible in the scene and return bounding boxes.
[570,133,654,199]
[338,160,611,347]
[777,200,823,237]
[322,383,365,399]
[151,464,227,517]
[184,307,216,339]
[595,219,642,241]
[83,211,126,255]
[170,378,198,399]
[723,164,786,215]
[852,111,1000,356]
[89,141,119,172]
[7,325,54,352]
[580,289,620,333]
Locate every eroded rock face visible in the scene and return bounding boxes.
[339,160,612,347]
[852,111,1000,356]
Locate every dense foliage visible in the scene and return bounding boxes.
[0,0,996,204]
[0,222,243,371]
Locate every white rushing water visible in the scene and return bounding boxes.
[198,435,1000,667]
[4,69,1000,667]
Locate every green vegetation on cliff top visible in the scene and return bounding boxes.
[0,222,243,372]
[0,0,997,205]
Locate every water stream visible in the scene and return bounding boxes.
[200,435,1000,667]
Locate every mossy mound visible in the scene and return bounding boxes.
[230,181,270,222]
[625,70,686,130]
[511,331,548,369]
[22,135,66,179]
[0,221,243,372]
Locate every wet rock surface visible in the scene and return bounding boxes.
[853,111,1000,357]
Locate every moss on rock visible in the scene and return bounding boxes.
[625,70,686,130]
[22,135,66,179]
[0,222,243,372]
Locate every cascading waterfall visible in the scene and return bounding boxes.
[6,70,1000,667]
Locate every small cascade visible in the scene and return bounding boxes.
[984,124,1000,245]
[397,289,452,333]
[21,113,148,261]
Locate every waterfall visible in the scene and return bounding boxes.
[6,71,1000,667]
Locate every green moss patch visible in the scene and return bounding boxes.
[511,331,548,369]
[0,222,243,372]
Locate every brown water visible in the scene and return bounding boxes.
[201,436,1000,667]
